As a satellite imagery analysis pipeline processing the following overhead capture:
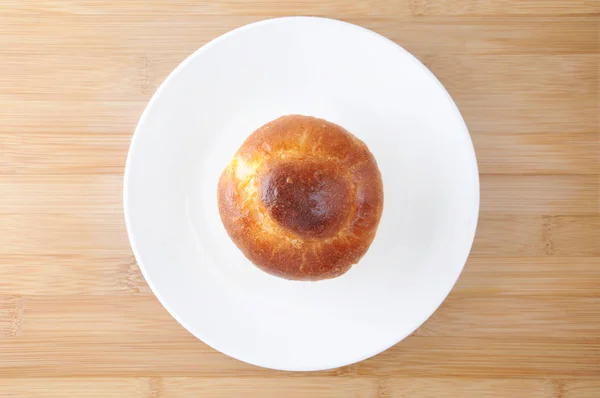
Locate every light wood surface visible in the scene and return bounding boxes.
[0,1,598,396]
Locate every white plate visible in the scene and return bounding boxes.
[124,17,479,371]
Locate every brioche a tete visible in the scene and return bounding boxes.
[218,115,383,281]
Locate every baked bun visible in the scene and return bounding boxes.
[218,115,383,281]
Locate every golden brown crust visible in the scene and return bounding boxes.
[218,115,384,281]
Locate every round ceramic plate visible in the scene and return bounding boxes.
[124,17,479,371]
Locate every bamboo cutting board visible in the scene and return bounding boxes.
[0,1,599,396]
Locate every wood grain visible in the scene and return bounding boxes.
[2,0,599,16]
[0,334,596,378]
[0,296,22,338]
[0,0,598,396]
[1,133,130,175]
[456,257,600,297]
[473,132,599,175]
[0,378,598,398]
[0,254,147,296]
[0,378,151,398]
[472,215,600,257]
[414,295,600,337]
[380,379,599,398]
[0,377,597,398]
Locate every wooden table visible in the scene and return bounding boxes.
[1,1,599,396]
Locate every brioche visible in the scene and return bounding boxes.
[218,115,383,281]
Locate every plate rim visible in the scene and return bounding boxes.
[123,15,480,371]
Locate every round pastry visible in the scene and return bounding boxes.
[218,115,383,281]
